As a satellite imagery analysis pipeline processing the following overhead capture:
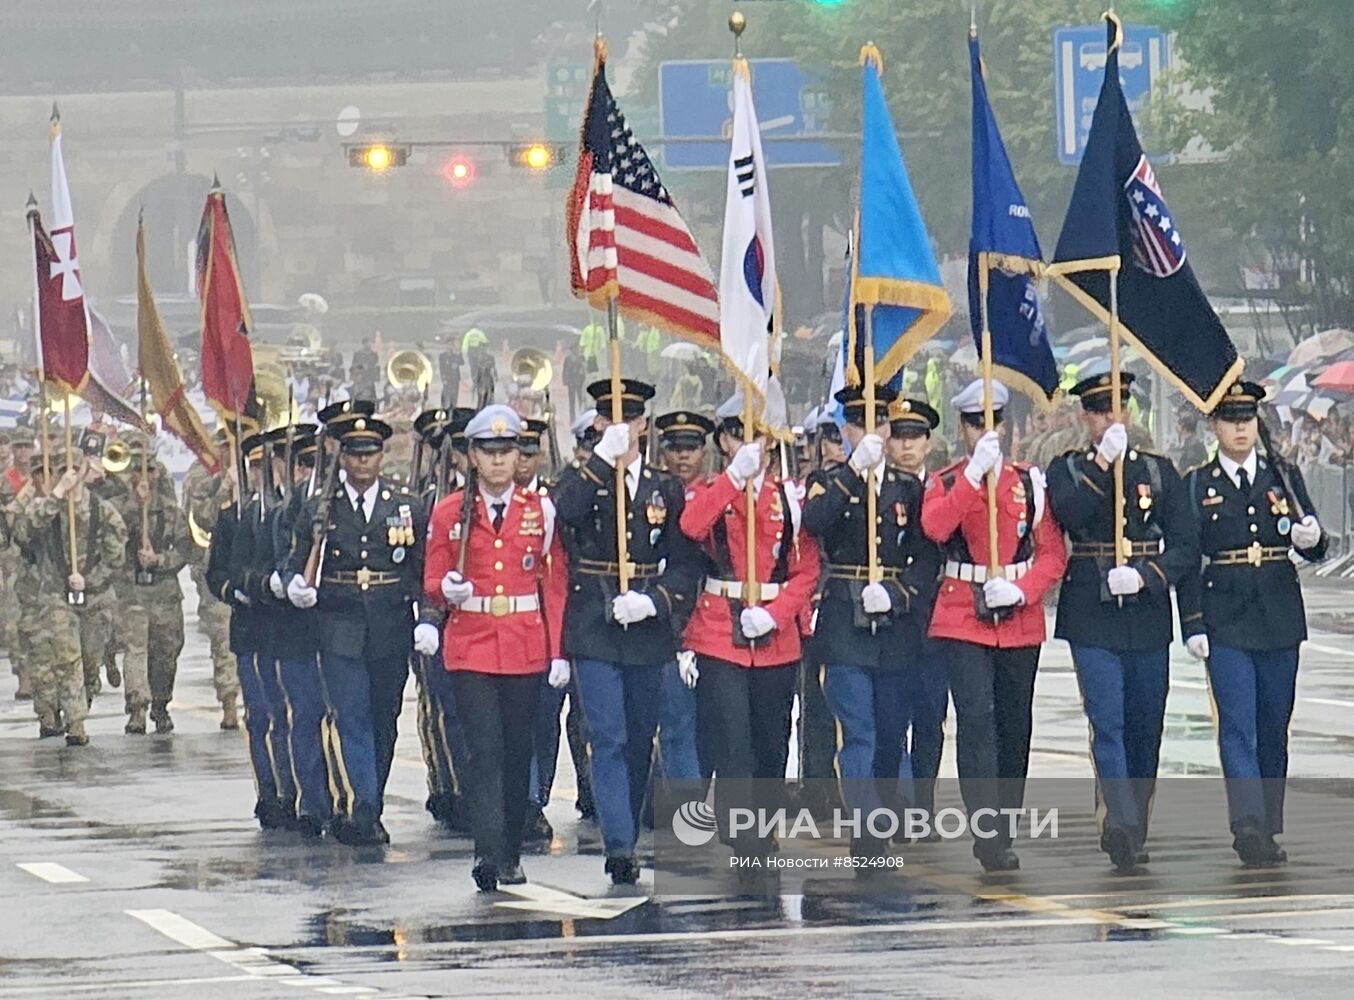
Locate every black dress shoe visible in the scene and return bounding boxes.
[472,859,499,892]
[978,847,1021,873]
[1136,851,1151,865]
[1233,825,1268,867]
[498,862,527,885]
[255,798,291,831]
[522,809,554,843]
[605,855,639,885]
[1103,826,1138,873]
[1262,837,1288,866]
[295,816,324,839]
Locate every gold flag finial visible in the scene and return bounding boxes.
[859,43,884,73]
[1105,9,1124,53]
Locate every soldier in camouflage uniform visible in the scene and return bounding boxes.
[117,436,190,734]
[183,439,240,728]
[12,451,127,745]
[0,436,31,701]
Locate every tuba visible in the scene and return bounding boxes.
[510,347,553,392]
[102,439,132,475]
[387,349,434,395]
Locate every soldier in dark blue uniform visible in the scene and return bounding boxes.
[801,387,936,862]
[284,414,428,846]
[884,397,947,838]
[1178,381,1327,866]
[1046,369,1199,871]
[552,378,702,884]
[206,433,294,830]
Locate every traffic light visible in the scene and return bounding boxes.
[348,143,409,172]
[509,142,567,171]
[442,155,477,189]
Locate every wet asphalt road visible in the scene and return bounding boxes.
[4,579,1354,999]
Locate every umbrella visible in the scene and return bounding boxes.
[1263,363,1296,385]
[1315,361,1354,392]
[1271,372,1310,407]
[660,342,706,362]
[1308,395,1339,421]
[1287,328,1354,367]
[1065,336,1109,360]
[950,342,977,368]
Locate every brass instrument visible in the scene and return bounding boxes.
[254,365,297,433]
[187,507,213,549]
[387,349,434,394]
[102,439,132,474]
[510,346,553,392]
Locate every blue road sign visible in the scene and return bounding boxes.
[1053,23,1171,166]
[658,58,839,170]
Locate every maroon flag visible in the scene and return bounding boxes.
[30,117,90,393]
[196,180,256,420]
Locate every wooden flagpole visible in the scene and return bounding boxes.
[863,306,880,586]
[1108,262,1126,568]
[63,392,79,590]
[607,297,631,593]
[978,252,1000,575]
[139,378,152,562]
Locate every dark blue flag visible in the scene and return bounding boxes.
[967,31,1059,407]
[1051,14,1241,412]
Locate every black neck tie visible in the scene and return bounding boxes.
[492,501,506,532]
[1237,468,1251,494]
[355,493,366,522]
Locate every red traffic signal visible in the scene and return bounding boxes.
[442,155,477,189]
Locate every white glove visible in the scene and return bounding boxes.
[861,582,892,614]
[594,423,631,466]
[964,431,1003,487]
[548,658,571,689]
[1186,634,1210,661]
[726,441,763,489]
[1096,423,1128,466]
[232,588,252,606]
[1107,565,1144,596]
[740,605,776,639]
[848,433,886,477]
[677,650,699,689]
[983,576,1024,609]
[413,623,440,656]
[612,590,657,625]
[269,570,285,600]
[783,479,806,503]
[1290,514,1321,549]
[286,574,317,609]
[440,570,474,606]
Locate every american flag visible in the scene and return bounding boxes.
[1124,155,1186,278]
[567,49,719,343]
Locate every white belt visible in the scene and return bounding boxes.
[943,559,1032,584]
[459,593,540,616]
[704,578,782,600]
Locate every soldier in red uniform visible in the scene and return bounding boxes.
[679,393,820,859]
[921,379,1067,871]
[424,405,570,892]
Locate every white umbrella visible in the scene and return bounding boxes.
[1065,336,1109,359]
[950,342,978,368]
[660,342,706,362]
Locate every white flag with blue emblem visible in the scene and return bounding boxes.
[719,59,776,410]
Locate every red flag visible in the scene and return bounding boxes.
[196,182,255,419]
[30,118,90,392]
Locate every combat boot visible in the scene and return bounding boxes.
[15,673,33,702]
[150,700,174,735]
[65,722,89,747]
[125,705,147,735]
[105,654,121,689]
[219,694,239,731]
[38,716,63,739]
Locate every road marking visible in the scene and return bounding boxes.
[1270,937,1334,946]
[126,910,412,998]
[1304,642,1354,659]
[0,975,260,995]
[16,862,88,884]
[1100,894,1346,912]
[1303,696,1354,709]
[495,881,647,920]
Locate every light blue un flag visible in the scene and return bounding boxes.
[846,45,950,387]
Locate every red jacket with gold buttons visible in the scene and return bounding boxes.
[424,485,568,674]
[678,471,821,668]
[921,459,1066,648]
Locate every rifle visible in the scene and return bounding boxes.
[1257,414,1307,520]
[302,429,344,587]
[455,464,478,577]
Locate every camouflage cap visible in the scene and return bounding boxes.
[11,426,37,447]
